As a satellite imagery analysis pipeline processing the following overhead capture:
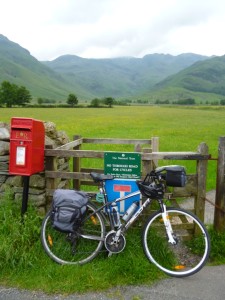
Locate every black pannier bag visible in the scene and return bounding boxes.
[51,189,88,233]
[165,166,186,187]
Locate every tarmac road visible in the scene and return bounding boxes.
[1,265,225,300]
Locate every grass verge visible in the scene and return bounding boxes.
[0,192,164,294]
[0,191,225,295]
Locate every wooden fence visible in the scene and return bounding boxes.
[214,136,225,231]
[45,136,210,222]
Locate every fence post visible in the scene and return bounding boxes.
[45,145,57,206]
[141,137,159,178]
[73,135,81,190]
[152,137,159,168]
[214,136,225,231]
[134,143,141,152]
[142,148,152,177]
[195,142,208,222]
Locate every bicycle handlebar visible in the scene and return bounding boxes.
[154,165,185,174]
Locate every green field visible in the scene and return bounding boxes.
[1,105,225,189]
[1,105,225,294]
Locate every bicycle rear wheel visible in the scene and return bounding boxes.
[41,202,106,265]
[142,207,210,277]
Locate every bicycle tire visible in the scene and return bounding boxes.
[142,207,210,277]
[41,202,106,265]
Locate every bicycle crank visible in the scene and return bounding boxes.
[104,230,126,253]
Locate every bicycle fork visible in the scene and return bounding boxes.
[160,203,177,245]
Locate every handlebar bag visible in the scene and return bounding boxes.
[51,189,88,233]
[165,167,186,187]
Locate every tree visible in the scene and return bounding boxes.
[67,93,78,107]
[104,97,114,107]
[91,98,101,107]
[37,97,44,105]
[0,81,31,107]
[0,81,17,107]
[15,85,31,106]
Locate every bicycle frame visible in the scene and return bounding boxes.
[81,169,181,244]
[82,185,174,242]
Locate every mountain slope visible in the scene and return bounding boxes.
[43,53,208,98]
[154,55,225,97]
[0,34,92,100]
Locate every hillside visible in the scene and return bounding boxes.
[152,55,225,102]
[43,53,208,98]
[0,34,92,101]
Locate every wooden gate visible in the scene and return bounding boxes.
[45,136,209,222]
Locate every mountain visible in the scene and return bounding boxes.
[0,34,92,100]
[43,53,208,98]
[0,34,220,103]
[154,55,225,94]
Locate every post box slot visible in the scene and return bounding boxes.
[11,126,32,129]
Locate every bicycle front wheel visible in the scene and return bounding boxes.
[41,202,106,265]
[142,207,210,277]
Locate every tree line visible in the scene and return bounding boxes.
[0,81,116,108]
[0,81,80,108]
[2,80,225,107]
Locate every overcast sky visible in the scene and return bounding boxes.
[1,0,225,61]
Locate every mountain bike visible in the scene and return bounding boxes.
[41,165,210,278]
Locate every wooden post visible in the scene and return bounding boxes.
[142,148,152,177]
[45,145,58,207]
[73,135,81,190]
[152,137,159,168]
[141,137,159,177]
[195,143,208,222]
[134,143,141,152]
[214,137,225,231]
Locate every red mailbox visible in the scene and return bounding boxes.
[9,117,45,176]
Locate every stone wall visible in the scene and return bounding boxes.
[0,121,70,213]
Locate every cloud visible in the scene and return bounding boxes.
[50,0,108,24]
[1,0,225,60]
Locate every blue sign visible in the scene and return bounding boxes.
[104,179,141,214]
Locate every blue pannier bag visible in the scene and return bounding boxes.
[51,189,88,233]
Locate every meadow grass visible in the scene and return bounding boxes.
[0,192,165,294]
[1,105,225,294]
[1,187,225,295]
[1,105,225,189]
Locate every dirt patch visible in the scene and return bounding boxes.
[180,190,216,224]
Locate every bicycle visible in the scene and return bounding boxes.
[41,165,210,278]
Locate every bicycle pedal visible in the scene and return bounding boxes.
[108,251,113,257]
